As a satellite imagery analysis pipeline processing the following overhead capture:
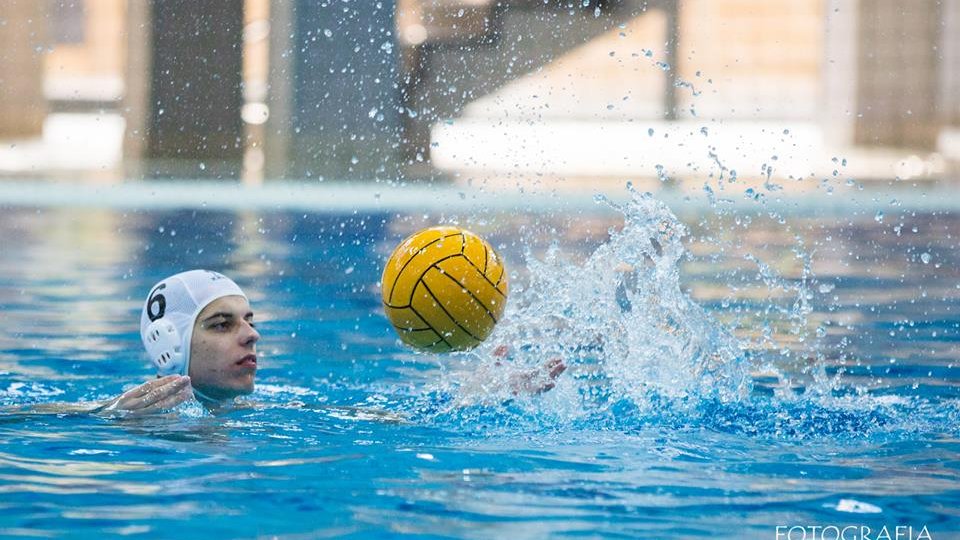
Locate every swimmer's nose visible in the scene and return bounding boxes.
[241,320,260,346]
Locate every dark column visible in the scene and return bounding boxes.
[146,0,245,177]
[279,0,401,180]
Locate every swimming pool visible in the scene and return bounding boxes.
[0,183,958,538]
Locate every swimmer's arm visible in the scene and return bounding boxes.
[0,377,193,419]
[91,375,194,416]
[1,402,108,416]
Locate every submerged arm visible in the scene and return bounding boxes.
[0,375,193,419]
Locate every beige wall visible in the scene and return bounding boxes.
[855,0,941,149]
[678,0,824,119]
[46,0,126,78]
[452,0,824,122]
[0,1,48,137]
[461,9,669,121]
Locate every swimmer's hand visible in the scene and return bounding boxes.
[508,358,566,395]
[99,375,193,415]
[493,345,567,396]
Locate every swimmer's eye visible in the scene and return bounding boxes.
[203,315,254,331]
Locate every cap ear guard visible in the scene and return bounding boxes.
[144,319,185,376]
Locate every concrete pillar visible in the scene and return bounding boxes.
[264,0,294,180]
[0,1,48,138]
[662,0,679,120]
[266,1,401,180]
[144,0,244,178]
[822,0,859,149]
[941,0,960,126]
[123,0,152,171]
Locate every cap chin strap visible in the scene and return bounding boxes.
[191,387,219,404]
[144,319,186,376]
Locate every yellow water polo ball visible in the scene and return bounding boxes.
[382,226,508,353]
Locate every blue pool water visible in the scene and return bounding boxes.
[0,185,958,538]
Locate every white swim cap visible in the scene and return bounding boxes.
[140,269,247,376]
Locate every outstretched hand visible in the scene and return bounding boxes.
[101,375,193,415]
[493,345,567,396]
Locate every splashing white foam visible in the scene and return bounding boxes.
[455,189,750,408]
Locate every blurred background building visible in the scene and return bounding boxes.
[0,0,957,187]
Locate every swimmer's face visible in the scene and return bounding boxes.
[189,295,259,400]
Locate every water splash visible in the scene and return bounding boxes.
[453,188,750,409]
[426,189,960,441]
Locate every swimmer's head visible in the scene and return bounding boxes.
[140,270,259,401]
